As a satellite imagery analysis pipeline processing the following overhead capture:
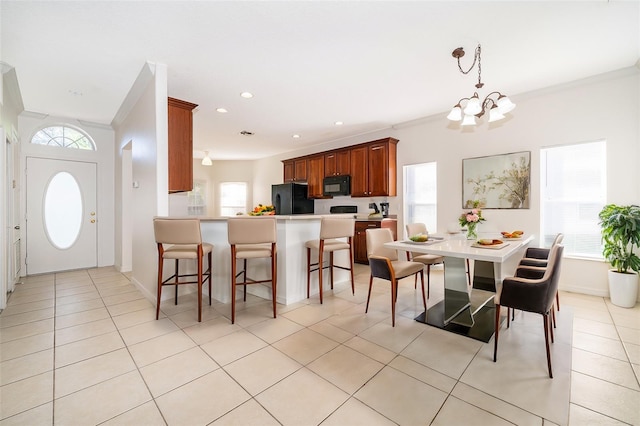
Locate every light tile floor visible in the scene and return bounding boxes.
[0,264,638,425]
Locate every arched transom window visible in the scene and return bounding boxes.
[31,125,96,150]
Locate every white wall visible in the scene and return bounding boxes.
[18,113,116,272]
[112,62,168,300]
[0,65,24,309]
[253,67,640,299]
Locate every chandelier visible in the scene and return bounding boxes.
[446,44,515,126]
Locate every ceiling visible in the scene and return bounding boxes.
[2,1,639,160]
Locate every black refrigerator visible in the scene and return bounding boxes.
[271,183,314,215]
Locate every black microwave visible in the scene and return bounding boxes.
[323,175,351,196]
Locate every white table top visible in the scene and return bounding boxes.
[385,234,534,263]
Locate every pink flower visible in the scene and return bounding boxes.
[471,209,479,214]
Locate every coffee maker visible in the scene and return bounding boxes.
[380,202,389,217]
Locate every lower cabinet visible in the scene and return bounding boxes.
[354,219,398,264]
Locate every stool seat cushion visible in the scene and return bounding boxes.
[234,243,273,259]
[304,239,350,251]
[163,243,213,259]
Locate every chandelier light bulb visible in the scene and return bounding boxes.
[461,114,477,126]
[488,105,506,123]
[463,94,482,116]
[447,105,462,121]
[496,95,516,114]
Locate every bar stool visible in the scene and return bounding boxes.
[305,217,355,304]
[228,217,277,324]
[153,218,213,322]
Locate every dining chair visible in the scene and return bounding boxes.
[405,223,444,297]
[494,244,564,378]
[305,217,355,304]
[365,228,426,326]
[153,217,213,322]
[518,233,564,311]
[228,217,277,324]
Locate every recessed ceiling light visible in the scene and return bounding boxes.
[334,121,344,126]
[216,107,228,113]
[240,92,253,99]
[292,134,301,139]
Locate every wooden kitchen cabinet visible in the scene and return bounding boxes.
[306,155,325,198]
[283,158,308,182]
[354,219,398,264]
[168,97,198,193]
[350,138,398,197]
[324,149,351,177]
[282,137,398,197]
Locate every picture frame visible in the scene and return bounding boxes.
[462,151,531,209]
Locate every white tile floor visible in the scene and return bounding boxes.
[0,264,638,425]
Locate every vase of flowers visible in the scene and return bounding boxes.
[459,203,486,240]
[249,204,275,216]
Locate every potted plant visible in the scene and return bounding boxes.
[599,204,640,307]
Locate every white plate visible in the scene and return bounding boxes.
[502,237,523,240]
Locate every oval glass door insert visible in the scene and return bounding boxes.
[44,172,83,249]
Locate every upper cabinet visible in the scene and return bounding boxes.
[282,137,398,198]
[168,97,198,193]
[307,155,326,198]
[283,158,308,182]
[324,149,351,177]
[350,138,398,197]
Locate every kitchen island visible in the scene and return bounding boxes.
[200,215,353,305]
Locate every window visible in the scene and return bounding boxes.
[540,141,606,258]
[187,181,207,216]
[403,162,437,235]
[220,182,247,216]
[31,125,96,150]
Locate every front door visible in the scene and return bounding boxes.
[26,157,97,274]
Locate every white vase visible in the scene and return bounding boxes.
[608,270,639,308]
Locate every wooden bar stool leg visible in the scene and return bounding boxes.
[243,259,248,301]
[306,248,311,299]
[197,246,203,322]
[156,245,164,320]
[174,259,179,305]
[318,242,324,304]
[329,251,334,289]
[349,244,355,295]
[231,246,237,324]
[271,243,277,318]
[208,251,213,306]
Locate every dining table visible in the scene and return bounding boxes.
[384,233,534,342]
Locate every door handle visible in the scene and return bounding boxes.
[14,225,20,230]
[90,219,96,223]
[90,212,96,216]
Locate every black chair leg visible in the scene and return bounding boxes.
[365,275,374,313]
[493,304,501,362]
[543,314,553,378]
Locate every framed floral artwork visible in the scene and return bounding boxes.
[462,151,531,209]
